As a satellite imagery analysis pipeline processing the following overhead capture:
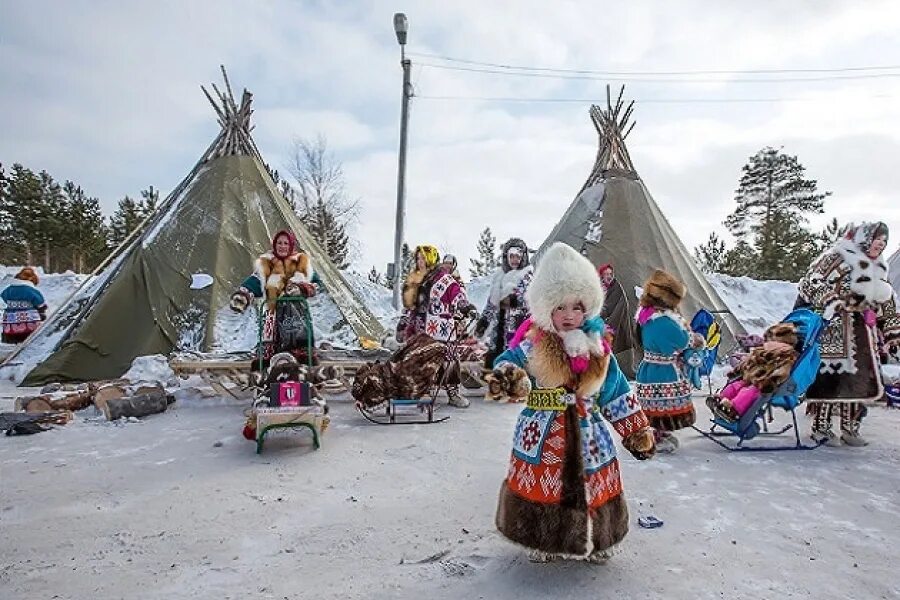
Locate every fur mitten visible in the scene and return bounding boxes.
[230,288,253,312]
[622,427,656,460]
[484,363,531,402]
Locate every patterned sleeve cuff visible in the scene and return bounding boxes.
[601,392,650,438]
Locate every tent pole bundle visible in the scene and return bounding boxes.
[3,66,385,385]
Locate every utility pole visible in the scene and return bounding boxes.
[391,12,411,310]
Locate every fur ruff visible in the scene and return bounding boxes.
[833,237,893,307]
[255,252,312,303]
[525,243,605,334]
[402,269,428,309]
[526,327,609,398]
[489,265,533,305]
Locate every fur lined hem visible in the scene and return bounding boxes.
[647,407,696,431]
[496,484,629,556]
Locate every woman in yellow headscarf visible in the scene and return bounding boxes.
[396,245,440,342]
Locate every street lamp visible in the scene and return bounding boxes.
[391,12,412,310]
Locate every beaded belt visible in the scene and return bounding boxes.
[643,351,677,365]
[526,388,575,411]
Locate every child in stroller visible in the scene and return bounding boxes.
[707,322,802,422]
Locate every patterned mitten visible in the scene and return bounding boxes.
[622,427,656,460]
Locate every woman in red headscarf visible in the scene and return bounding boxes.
[230,230,317,363]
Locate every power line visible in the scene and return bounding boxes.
[418,61,900,83]
[415,93,896,105]
[409,51,900,77]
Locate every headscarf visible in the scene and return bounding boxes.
[413,245,440,270]
[272,230,297,260]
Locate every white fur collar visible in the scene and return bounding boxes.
[835,238,893,305]
[559,327,604,358]
[7,279,36,289]
[488,265,532,304]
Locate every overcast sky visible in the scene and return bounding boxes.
[2,0,899,276]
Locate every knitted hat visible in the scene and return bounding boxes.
[15,267,39,286]
[640,269,685,310]
[525,243,605,333]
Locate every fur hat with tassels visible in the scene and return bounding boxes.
[526,243,605,333]
[640,269,685,310]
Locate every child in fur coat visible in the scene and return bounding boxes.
[634,269,704,454]
[486,243,656,563]
[707,322,800,422]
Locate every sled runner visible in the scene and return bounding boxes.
[693,308,827,451]
[353,317,477,425]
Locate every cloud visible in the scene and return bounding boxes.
[2,0,899,281]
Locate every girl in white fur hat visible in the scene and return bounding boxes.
[486,242,656,563]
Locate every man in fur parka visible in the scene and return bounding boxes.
[476,238,534,369]
[230,230,317,362]
[797,221,900,446]
[486,243,656,563]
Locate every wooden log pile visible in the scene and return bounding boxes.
[15,381,172,421]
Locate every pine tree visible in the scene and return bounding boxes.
[139,186,159,217]
[385,243,412,290]
[368,266,382,285]
[60,181,108,272]
[469,227,497,278]
[724,147,829,280]
[0,163,17,265]
[306,198,350,269]
[693,232,728,274]
[108,196,143,248]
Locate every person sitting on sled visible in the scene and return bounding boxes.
[706,322,801,422]
[230,229,317,365]
[486,242,656,564]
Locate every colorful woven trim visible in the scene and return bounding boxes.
[643,351,677,364]
[526,387,572,411]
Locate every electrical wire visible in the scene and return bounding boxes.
[415,93,896,104]
[409,51,900,77]
[417,61,900,83]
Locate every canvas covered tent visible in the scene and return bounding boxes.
[6,68,385,385]
[890,248,900,296]
[537,88,744,377]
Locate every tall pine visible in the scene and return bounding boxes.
[60,181,107,272]
[469,227,497,278]
[723,147,829,281]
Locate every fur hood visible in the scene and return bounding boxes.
[500,238,530,272]
[525,243,605,343]
[833,235,893,306]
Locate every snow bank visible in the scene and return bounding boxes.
[123,354,178,387]
[0,267,90,315]
[708,273,798,334]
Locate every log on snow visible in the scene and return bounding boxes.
[98,391,168,421]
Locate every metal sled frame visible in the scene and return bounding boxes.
[256,420,320,453]
[692,407,827,452]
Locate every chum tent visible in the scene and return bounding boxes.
[890,248,900,296]
[6,68,386,385]
[537,87,745,377]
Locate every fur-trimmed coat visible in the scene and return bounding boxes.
[351,333,459,409]
[481,266,533,359]
[634,309,695,431]
[405,266,470,342]
[240,252,313,305]
[493,328,650,558]
[797,238,900,402]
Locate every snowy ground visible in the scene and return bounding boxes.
[3,270,900,599]
[2,382,899,600]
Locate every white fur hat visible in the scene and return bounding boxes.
[526,242,605,332]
